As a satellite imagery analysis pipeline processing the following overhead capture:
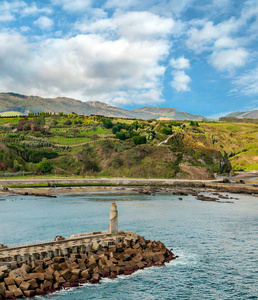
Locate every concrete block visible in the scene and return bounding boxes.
[71,268,81,276]
[0,266,8,273]
[7,284,17,293]
[60,269,72,281]
[44,280,52,289]
[54,249,61,257]
[27,279,38,289]
[4,277,15,286]
[13,287,23,297]
[56,276,66,284]
[0,272,5,280]
[0,283,6,296]
[23,290,36,297]
[81,270,90,279]
[20,281,30,291]
[5,290,13,298]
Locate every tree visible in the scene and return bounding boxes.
[133,136,146,145]
[102,118,113,129]
[38,158,53,174]
[64,119,72,125]
[116,131,126,140]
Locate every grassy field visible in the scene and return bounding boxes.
[199,122,258,170]
[0,111,23,117]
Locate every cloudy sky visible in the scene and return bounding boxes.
[0,0,257,116]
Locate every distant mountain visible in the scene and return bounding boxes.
[0,92,203,120]
[131,106,203,120]
[225,110,258,119]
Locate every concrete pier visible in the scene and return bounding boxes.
[0,203,122,265]
[0,202,176,299]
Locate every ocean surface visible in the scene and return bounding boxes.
[0,192,257,300]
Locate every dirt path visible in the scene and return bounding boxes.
[157,134,175,146]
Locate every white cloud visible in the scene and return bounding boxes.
[0,1,25,22]
[52,0,91,12]
[230,67,258,96]
[20,26,30,32]
[170,70,191,92]
[0,24,170,106]
[186,21,221,53]
[113,11,174,41]
[210,48,248,71]
[77,11,174,42]
[214,36,238,49]
[170,56,190,69]
[20,3,52,16]
[0,14,15,22]
[34,16,54,30]
[0,1,52,21]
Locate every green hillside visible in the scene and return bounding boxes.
[0,113,256,180]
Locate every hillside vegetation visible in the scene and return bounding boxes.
[0,113,256,179]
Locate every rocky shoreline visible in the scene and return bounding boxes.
[0,233,176,299]
[1,177,257,199]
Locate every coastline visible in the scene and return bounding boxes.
[0,171,257,198]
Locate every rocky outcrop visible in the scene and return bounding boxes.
[0,233,176,299]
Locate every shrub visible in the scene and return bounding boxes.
[133,136,146,145]
[116,131,126,140]
[64,119,72,125]
[160,127,172,135]
[190,121,199,127]
[38,158,53,174]
[112,126,119,134]
[102,118,113,129]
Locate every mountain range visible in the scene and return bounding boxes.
[0,92,203,120]
[0,92,257,120]
[225,110,258,119]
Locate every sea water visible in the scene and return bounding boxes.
[0,192,257,299]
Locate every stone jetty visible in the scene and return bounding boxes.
[0,203,176,299]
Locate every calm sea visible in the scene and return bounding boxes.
[0,192,257,300]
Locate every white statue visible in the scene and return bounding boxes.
[109,202,118,234]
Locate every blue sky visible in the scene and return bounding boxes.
[0,0,257,117]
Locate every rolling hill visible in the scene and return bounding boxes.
[0,92,203,120]
[225,110,258,119]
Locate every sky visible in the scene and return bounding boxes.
[0,0,257,117]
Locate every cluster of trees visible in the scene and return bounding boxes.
[101,118,147,144]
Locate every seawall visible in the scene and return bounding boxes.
[0,177,257,195]
[0,231,176,299]
[0,203,176,299]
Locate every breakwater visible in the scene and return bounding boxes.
[0,203,176,299]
